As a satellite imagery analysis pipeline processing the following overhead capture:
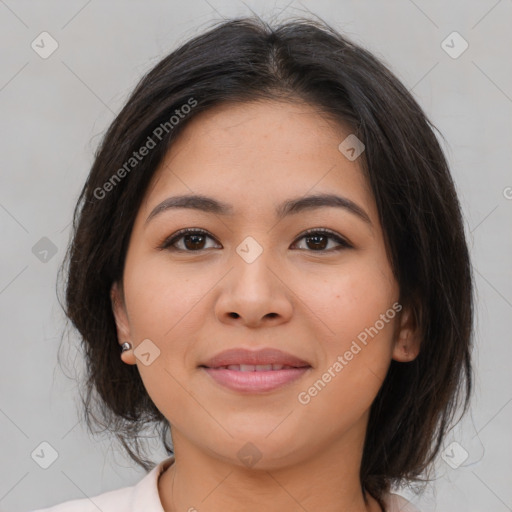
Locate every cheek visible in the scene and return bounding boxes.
[295,259,398,417]
[122,257,206,423]
[299,256,398,344]
[123,252,214,342]
[272,277,396,453]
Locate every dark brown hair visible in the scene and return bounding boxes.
[58,16,474,511]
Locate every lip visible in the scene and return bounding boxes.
[202,366,310,393]
[200,347,311,368]
[199,347,312,394]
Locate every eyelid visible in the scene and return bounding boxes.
[158,227,218,250]
[158,227,352,251]
[295,227,352,249]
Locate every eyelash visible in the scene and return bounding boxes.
[158,227,352,253]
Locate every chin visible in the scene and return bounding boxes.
[209,427,312,470]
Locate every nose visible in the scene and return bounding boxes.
[214,248,293,328]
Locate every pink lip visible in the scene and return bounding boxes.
[200,347,310,368]
[202,367,310,393]
[199,347,311,393]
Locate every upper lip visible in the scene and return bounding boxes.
[200,348,311,368]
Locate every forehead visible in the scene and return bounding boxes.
[171,99,348,161]
[140,99,377,226]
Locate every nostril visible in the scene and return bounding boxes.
[229,312,240,318]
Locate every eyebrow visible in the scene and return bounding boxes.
[145,193,372,228]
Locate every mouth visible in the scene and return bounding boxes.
[203,364,307,371]
[200,347,311,369]
[199,347,312,393]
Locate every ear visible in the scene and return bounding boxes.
[392,302,421,363]
[111,281,136,365]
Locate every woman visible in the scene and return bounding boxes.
[33,16,473,512]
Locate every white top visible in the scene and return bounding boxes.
[31,456,421,512]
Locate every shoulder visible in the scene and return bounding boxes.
[384,492,422,512]
[29,457,174,512]
[29,485,133,512]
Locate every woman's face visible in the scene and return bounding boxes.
[111,99,418,468]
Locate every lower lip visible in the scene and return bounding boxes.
[202,367,310,393]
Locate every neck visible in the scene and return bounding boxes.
[157,419,381,512]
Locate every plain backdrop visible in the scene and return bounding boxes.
[0,1,511,511]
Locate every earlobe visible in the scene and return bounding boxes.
[392,304,421,362]
[111,281,137,365]
[120,343,137,365]
[392,334,419,362]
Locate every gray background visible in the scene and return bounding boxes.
[1,1,511,511]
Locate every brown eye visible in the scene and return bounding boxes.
[292,229,351,252]
[182,233,207,250]
[304,233,328,250]
[160,229,219,252]
[160,228,351,253]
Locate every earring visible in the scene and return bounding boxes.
[121,342,132,352]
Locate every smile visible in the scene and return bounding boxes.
[202,366,311,393]
[214,364,298,371]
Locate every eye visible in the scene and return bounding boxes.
[159,228,220,252]
[291,228,352,252]
[159,227,351,253]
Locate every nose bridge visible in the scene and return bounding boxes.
[232,234,278,297]
[215,234,292,326]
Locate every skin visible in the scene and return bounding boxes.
[111,99,421,512]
